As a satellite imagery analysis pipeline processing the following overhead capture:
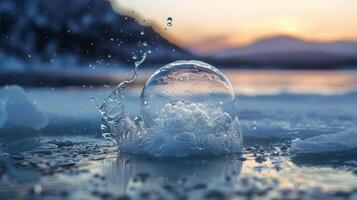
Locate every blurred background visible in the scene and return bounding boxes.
[1,0,356,94]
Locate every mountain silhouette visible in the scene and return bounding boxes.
[212,35,357,68]
[0,0,192,71]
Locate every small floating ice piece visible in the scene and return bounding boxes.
[291,128,357,153]
[0,85,48,131]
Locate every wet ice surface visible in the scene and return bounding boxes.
[1,136,357,200]
[1,86,357,199]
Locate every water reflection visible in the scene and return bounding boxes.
[291,149,357,167]
[225,70,357,95]
[102,153,242,194]
[111,70,357,95]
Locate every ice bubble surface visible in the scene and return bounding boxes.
[101,60,243,157]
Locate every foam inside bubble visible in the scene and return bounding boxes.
[100,60,243,157]
[153,101,232,135]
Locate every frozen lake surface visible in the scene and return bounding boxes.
[0,70,357,199]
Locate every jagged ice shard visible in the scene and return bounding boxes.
[100,60,243,157]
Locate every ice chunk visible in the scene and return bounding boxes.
[0,85,48,131]
[291,128,357,153]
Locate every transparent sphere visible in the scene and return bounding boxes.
[141,60,237,134]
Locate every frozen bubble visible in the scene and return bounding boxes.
[101,60,243,157]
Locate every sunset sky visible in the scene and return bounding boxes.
[112,0,357,54]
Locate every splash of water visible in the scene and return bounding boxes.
[100,52,148,143]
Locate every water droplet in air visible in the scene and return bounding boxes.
[33,184,42,194]
[167,17,173,27]
[134,52,148,67]
[140,31,145,35]
[132,55,138,60]
[143,42,148,46]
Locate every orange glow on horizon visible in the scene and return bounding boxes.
[112,0,357,54]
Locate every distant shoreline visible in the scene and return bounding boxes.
[1,68,357,88]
